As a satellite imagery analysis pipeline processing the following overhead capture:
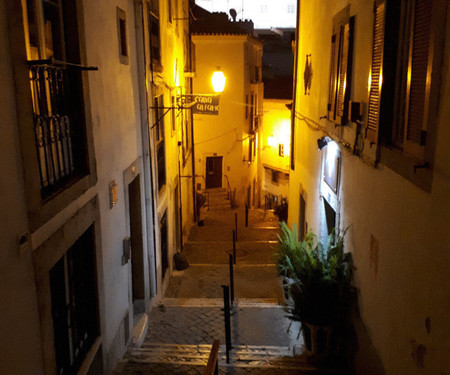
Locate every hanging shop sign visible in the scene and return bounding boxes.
[189,95,220,115]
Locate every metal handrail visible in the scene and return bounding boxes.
[203,340,220,375]
[224,174,232,206]
[224,174,231,198]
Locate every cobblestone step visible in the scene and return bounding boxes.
[126,343,318,370]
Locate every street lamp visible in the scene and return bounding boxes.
[211,67,226,93]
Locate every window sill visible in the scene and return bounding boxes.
[379,145,432,192]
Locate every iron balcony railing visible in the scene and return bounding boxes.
[29,61,93,197]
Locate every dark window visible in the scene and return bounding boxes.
[25,0,89,198]
[168,0,173,23]
[148,0,162,70]
[366,0,444,190]
[328,6,354,125]
[50,226,99,375]
[154,96,166,191]
[271,169,279,183]
[117,7,129,64]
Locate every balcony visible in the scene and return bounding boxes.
[29,64,88,198]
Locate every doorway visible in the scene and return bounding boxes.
[205,156,222,189]
[128,175,145,307]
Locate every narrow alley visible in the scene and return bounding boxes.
[2,1,448,375]
[115,189,340,374]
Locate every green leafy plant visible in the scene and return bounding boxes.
[276,222,355,326]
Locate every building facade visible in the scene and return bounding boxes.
[191,7,264,208]
[288,0,449,374]
[260,99,291,208]
[0,0,194,374]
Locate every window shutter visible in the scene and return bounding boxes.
[404,0,432,152]
[328,32,338,120]
[366,0,385,144]
[336,23,350,118]
[328,7,352,124]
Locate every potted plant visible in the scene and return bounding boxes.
[276,222,355,359]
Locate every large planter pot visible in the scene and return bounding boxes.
[295,322,333,357]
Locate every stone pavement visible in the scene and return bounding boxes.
[115,198,347,374]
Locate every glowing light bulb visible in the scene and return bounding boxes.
[212,69,226,93]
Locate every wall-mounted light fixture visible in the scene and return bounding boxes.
[317,136,330,150]
[211,67,226,93]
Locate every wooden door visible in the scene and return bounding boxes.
[205,156,222,189]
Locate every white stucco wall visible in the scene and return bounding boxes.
[288,1,450,374]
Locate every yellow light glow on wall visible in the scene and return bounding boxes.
[212,69,226,93]
[268,136,276,147]
[326,141,339,179]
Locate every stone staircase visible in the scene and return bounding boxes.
[206,188,231,210]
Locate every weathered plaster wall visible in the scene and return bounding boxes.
[288,1,450,374]
[0,2,44,373]
[82,0,145,369]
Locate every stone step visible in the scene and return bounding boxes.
[188,226,280,242]
[126,343,336,372]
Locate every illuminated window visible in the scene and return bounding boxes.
[287,4,295,14]
[327,7,354,125]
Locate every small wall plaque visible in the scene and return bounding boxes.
[109,180,118,208]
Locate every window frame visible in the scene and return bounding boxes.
[154,95,166,191]
[148,0,162,71]
[367,0,445,191]
[117,7,129,65]
[327,6,354,126]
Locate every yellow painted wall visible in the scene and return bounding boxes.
[192,34,263,206]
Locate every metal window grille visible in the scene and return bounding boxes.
[30,64,85,197]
